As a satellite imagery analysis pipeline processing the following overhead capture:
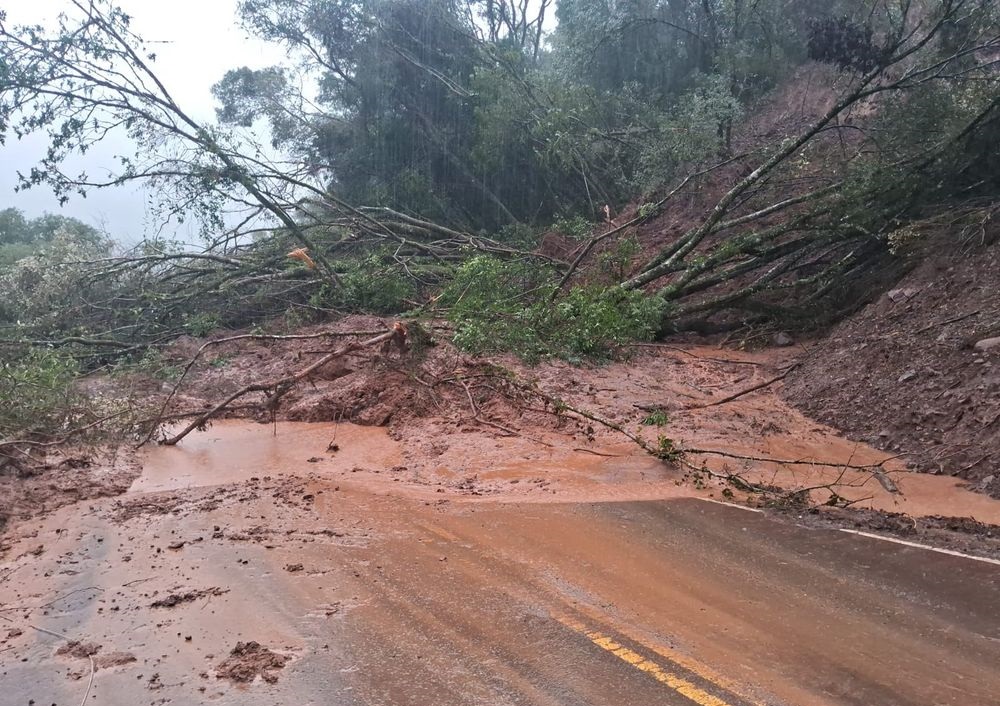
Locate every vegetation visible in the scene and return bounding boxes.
[0,348,82,437]
[0,0,999,442]
[442,256,662,360]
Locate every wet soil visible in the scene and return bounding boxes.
[784,240,1000,497]
[0,448,140,548]
[7,321,1000,556]
[2,471,998,706]
[4,322,1000,704]
[215,641,290,684]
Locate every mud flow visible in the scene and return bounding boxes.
[4,346,1000,706]
[137,416,1000,522]
[133,421,402,492]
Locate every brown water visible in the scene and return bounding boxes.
[131,415,1000,526]
[133,420,403,492]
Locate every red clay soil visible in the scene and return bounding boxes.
[215,641,290,684]
[0,449,140,546]
[783,240,1000,497]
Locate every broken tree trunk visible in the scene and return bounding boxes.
[161,324,407,446]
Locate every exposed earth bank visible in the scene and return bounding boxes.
[783,239,1000,497]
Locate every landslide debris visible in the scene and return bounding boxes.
[783,241,1000,497]
[215,641,290,684]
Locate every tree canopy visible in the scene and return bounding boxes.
[0,208,104,267]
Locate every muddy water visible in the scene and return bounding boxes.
[134,413,1000,524]
[683,410,1000,523]
[133,420,402,492]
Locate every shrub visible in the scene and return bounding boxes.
[315,254,417,316]
[0,348,82,438]
[441,256,663,361]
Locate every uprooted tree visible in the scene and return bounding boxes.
[0,0,998,447]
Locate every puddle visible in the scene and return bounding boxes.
[743,464,1000,523]
[130,413,1000,524]
[132,420,402,492]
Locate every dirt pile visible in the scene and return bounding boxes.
[56,640,102,659]
[215,641,289,684]
[784,240,1000,496]
[155,315,586,442]
[0,449,140,546]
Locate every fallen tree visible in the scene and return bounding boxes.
[0,0,996,404]
[159,323,408,445]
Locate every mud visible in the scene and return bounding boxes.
[151,587,229,608]
[135,420,402,493]
[56,640,101,658]
[215,641,290,684]
[4,328,1000,704]
[0,447,140,549]
[7,325,1000,553]
[787,507,1000,560]
[3,476,997,706]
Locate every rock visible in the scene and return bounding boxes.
[973,337,1000,353]
[977,475,996,492]
[773,332,794,347]
[887,287,919,303]
[897,370,918,383]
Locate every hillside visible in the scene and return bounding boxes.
[785,234,1000,496]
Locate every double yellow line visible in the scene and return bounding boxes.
[554,613,758,706]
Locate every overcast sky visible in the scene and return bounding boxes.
[0,1,287,243]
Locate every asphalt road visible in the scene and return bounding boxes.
[2,487,999,706]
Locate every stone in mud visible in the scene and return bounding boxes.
[215,641,289,684]
[56,641,102,659]
[151,587,228,608]
[887,288,919,303]
[95,651,138,669]
[973,337,1000,353]
[773,332,794,347]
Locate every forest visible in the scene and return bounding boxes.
[1,0,999,446]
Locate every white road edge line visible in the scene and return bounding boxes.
[839,529,1000,566]
[696,497,764,514]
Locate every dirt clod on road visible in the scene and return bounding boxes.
[215,641,290,684]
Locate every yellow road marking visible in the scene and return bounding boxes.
[555,615,737,706]
[549,595,766,706]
